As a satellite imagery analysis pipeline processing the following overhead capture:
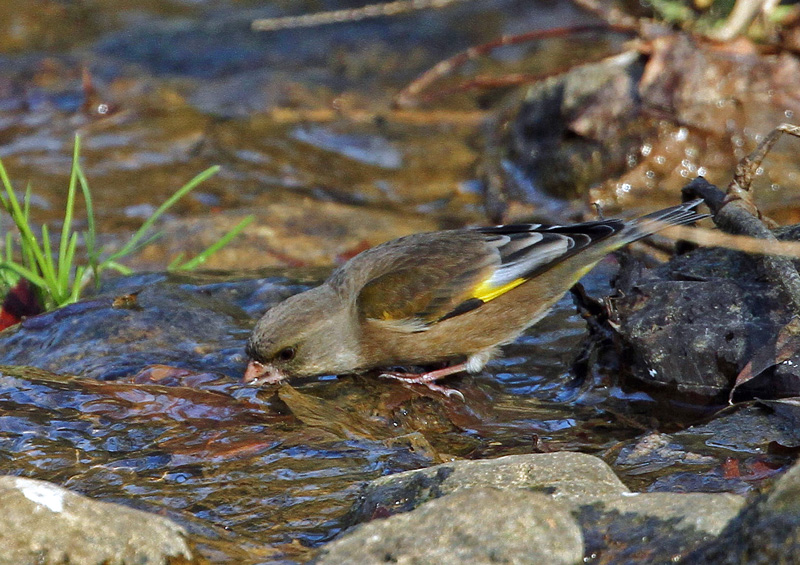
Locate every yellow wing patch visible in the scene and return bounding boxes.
[471,277,526,302]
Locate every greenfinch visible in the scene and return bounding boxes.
[244,200,706,397]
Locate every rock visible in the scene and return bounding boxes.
[350,452,629,523]
[615,431,718,474]
[336,452,745,562]
[0,271,316,381]
[495,49,646,201]
[0,275,256,381]
[0,476,192,565]
[601,492,745,537]
[611,278,785,397]
[685,457,800,564]
[491,31,800,214]
[608,227,800,400]
[317,487,583,565]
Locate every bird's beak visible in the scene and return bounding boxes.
[243,360,287,385]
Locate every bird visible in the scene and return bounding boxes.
[243,199,707,398]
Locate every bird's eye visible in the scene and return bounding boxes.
[276,347,296,362]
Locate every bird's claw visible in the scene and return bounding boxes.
[379,371,465,401]
[438,385,465,402]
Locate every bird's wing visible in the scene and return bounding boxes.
[355,232,496,332]
[356,221,624,332]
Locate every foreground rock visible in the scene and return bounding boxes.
[318,488,583,565]
[687,457,800,564]
[0,476,192,565]
[318,452,745,563]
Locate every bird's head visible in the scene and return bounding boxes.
[243,285,360,385]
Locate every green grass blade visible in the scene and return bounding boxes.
[172,215,254,271]
[0,161,51,274]
[68,265,86,304]
[100,231,163,275]
[4,231,12,262]
[167,252,186,270]
[0,261,49,289]
[0,232,20,288]
[0,268,17,288]
[38,224,60,296]
[61,231,79,303]
[75,156,98,273]
[0,160,11,211]
[21,236,34,271]
[23,183,31,220]
[58,136,81,293]
[61,234,81,306]
[103,260,133,275]
[108,165,219,262]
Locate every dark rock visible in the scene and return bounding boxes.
[577,503,714,564]
[0,272,310,381]
[0,475,192,564]
[615,431,718,474]
[495,50,646,201]
[677,402,800,452]
[608,236,800,399]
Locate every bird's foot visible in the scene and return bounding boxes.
[379,363,467,401]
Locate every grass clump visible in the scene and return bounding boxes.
[0,135,253,312]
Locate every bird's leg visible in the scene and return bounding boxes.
[379,362,468,400]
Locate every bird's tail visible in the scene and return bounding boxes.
[618,198,708,245]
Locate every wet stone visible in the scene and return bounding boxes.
[677,402,800,452]
[0,271,311,380]
[318,488,583,565]
[607,236,800,399]
[685,457,800,564]
[493,32,800,215]
[496,50,647,201]
[336,452,745,563]
[0,475,192,565]
[349,452,630,524]
[615,431,718,475]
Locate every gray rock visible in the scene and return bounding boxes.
[339,452,746,563]
[767,455,800,512]
[352,452,629,523]
[685,456,800,564]
[317,487,583,565]
[0,476,192,565]
[603,492,745,536]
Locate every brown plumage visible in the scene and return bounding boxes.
[244,200,706,397]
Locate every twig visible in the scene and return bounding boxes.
[711,0,771,41]
[687,124,800,313]
[666,225,800,259]
[394,24,635,108]
[252,0,470,31]
[570,0,640,28]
